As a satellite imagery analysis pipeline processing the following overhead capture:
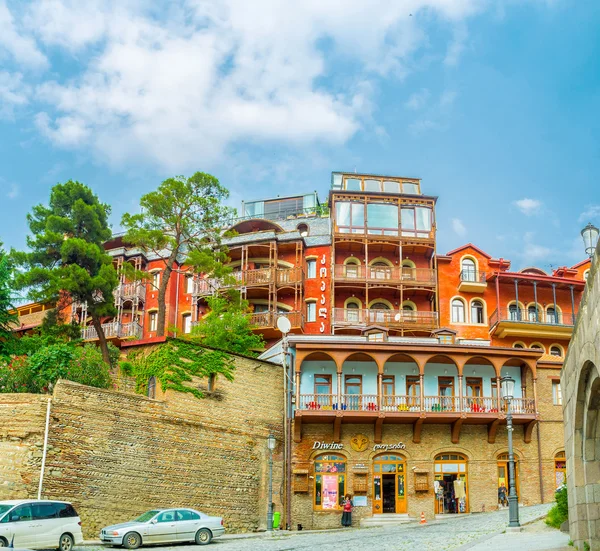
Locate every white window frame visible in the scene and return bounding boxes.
[307,301,317,322]
[149,312,158,332]
[552,381,562,406]
[307,259,317,279]
[183,314,192,334]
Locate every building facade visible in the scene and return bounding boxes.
[14,170,589,529]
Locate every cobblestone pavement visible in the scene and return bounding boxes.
[78,503,555,551]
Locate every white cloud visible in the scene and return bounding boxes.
[520,231,555,262]
[0,178,19,199]
[405,88,431,110]
[0,0,546,169]
[0,71,29,119]
[514,198,542,216]
[579,205,600,223]
[0,1,47,68]
[451,218,466,237]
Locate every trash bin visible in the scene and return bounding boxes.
[273,511,281,529]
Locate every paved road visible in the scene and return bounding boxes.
[78,503,560,551]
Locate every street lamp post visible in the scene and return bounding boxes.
[267,433,276,531]
[500,376,520,528]
[581,222,599,259]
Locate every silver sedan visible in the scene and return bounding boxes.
[99,508,225,548]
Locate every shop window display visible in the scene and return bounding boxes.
[434,454,468,514]
[314,454,346,510]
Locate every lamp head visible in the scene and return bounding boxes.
[500,376,515,400]
[581,222,600,258]
[267,433,276,451]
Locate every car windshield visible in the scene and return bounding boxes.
[0,505,12,517]
[135,510,160,523]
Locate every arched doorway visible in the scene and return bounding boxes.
[497,453,519,505]
[554,451,566,489]
[314,454,346,510]
[434,453,468,514]
[373,454,407,514]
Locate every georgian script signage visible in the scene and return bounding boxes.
[373,442,406,452]
[319,253,328,333]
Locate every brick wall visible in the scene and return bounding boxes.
[0,345,284,538]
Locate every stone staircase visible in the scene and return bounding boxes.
[360,513,416,527]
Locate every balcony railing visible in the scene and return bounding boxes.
[81,321,143,341]
[459,270,486,283]
[333,265,436,285]
[114,282,146,302]
[489,308,575,327]
[249,311,303,330]
[332,308,438,330]
[193,268,302,298]
[297,394,536,415]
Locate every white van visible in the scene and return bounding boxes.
[0,500,84,550]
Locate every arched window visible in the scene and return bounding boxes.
[550,345,563,357]
[343,257,360,278]
[530,343,544,352]
[370,301,391,324]
[370,302,390,310]
[547,307,560,324]
[508,303,521,321]
[314,454,346,510]
[147,376,156,399]
[461,258,476,282]
[451,299,466,323]
[345,300,360,323]
[513,342,525,349]
[369,258,393,280]
[527,305,539,322]
[470,300,484,324]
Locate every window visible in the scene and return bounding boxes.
[344,178,361,191]
[345,375,362,395]
[183,314,192,334]
[547,307,560,324]
[400,207,432,237]
[9,504,33,522]
[364,179,381,192]
[438,334,454,345]
[382,375,395,396]
[177,509,200,521]
[345,301,360,323]
[527,305,539,322]
[307,259,317,279]
[451,299,465,323]
[383,180,400,193]
[32,502,57,520]
[402,182,419,194]
[471,300,484,324]
[314,454,346,510]
[465,377,482,397]
[508,304,521,321]
[367,331,385,342]
[344,259,360,278]
[315,375,332,396]
[491,378,498,401]
[552,381,562,405]
[185,275,194,294]
[369,302,390,324]
[157,511,178,523]
[531,343,544,351]
[438,377,454,397]
[406,376,420,408]
[461,258,476,281]
[151,271,160,289]
[513,342,524,349]
[297,223,309,237]
[307,302,317,322]
[147,376,156,399]
[550,346,563,357]
[54,503,77,518]
[335,202,365,233]
[367,203,399,235]
[149,312,158,332]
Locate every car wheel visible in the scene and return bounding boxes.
[195,528,213,545]
[122,532,142,550]
[0,537,7,548]
[58,533,74,551]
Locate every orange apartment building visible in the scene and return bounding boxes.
[14,170,589,528]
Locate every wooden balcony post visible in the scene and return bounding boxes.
[295,371,301,409]
[419,373,424,413]
[377,373,382,410]
[496,378,502,412]
[337,372,342,408]
[458,375,463,413]
[533,378,539,415]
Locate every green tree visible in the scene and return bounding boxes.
[189,294,264,355]
[12,181,119,364]
[121,172,235,337]
[0,243,17,356]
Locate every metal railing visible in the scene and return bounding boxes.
[333,265,436,285]
[81,321,143,341]
[249,311,303,329]
[489,308,575,327]
[459,270,486,283]
[297,393,537,415]
[332,308,438,329]
[193,267,302,297]
[114,282,146,302]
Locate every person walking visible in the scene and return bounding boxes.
[498,484,507,507]
[341,494,353,527]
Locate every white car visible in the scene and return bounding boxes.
[100,508,225,548]
[0,499,83,551]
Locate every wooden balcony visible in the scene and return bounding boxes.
[249,310,303,330]
[333,265,436,286]
[114,282,146,303]
[295,393,537,445]
[193,267,302,298]
[332,308,438,331]
[81,321,143,341]
[489,308,575,339]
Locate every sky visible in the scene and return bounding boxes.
[0,0,599,271]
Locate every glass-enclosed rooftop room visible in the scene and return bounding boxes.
[331,172,422,195]
[241,192,320,222]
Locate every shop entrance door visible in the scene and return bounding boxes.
[497,453,519,505]
[434,453,468,514]
[372,454,406,514]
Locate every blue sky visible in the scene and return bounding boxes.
[0,0,599,271]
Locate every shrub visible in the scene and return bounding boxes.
[0,356,36,393]
[546,484,568,528]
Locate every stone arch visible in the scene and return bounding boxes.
[431,447,472,461]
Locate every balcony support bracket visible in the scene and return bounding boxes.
[487,418,501,444]
[293,414,302,443]
[374,415,385,444]
[523,419,537,444]
[333,414,343,443]
[451,416,465,444]
[413,416,425,444]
